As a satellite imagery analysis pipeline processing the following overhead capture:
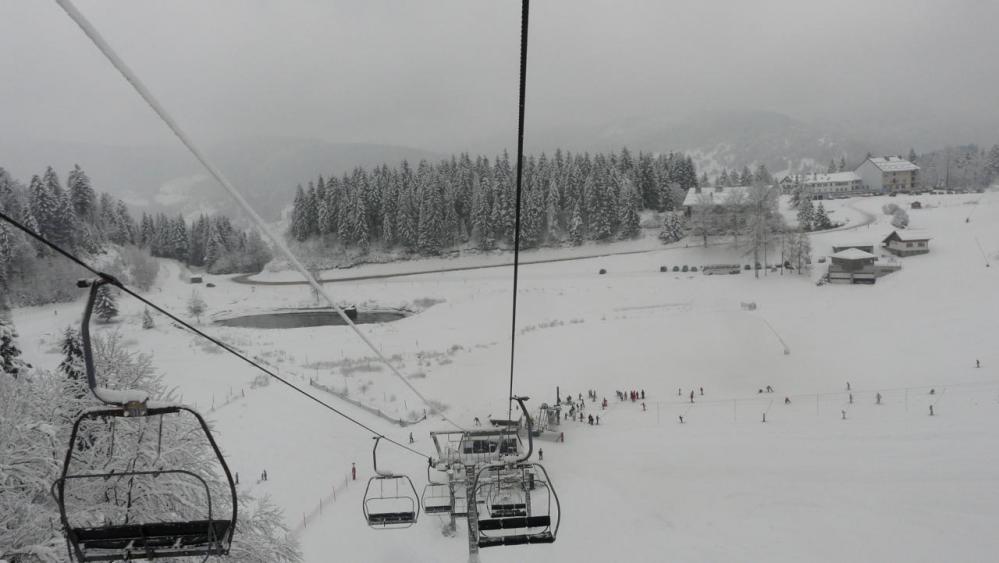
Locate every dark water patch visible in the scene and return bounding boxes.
[214,309,408,329]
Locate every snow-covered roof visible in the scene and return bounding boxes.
[883,230,931,243]
[683,186,756,207]
[802,172,861,184]
[868,157,919,172]
[830,248,876,260]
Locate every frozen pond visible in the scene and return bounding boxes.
[213,308,408,329]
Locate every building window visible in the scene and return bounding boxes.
[906,242,913,248]
[918,242,925,247]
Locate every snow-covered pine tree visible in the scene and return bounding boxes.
[907,148,918,164]
[813,202,833,230]
[636,152,658,209]
[718,169,730,188]
[568,201,584,246]
[307,182,320,239]
[545,177,560,241]
[985,144,999,183]
[58,326,84,385]
[172,215,189,260]
[0,222,11,293]
[739,166,753,186]
[0,314,27,377]
[94,284,119,323]
[290,185,307,242]
[839,156,847,171]
[353,186,371,252]
[753,163,772,185]
[417,181,443,255]
[140,212,155,247]
[68,164,96,223]
[617,177,641,239]
[314,176,328,235]
[828,159,837,173]
[142,307,154,329]
[29,174,57,243]
[797,196,815,231]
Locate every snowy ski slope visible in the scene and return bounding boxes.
[12,192,999,562]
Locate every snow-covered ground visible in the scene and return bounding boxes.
[11,192,999,562]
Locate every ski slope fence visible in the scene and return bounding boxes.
[600,379,999,427]
[291,473,353,536]
[308,379,425,427]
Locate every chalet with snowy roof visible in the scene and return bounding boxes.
[856,156,920,193]
[827,248,878,284]
[882,230,930,257]
[832,243,875,254]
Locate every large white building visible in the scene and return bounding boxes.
[856,156,920,193]
[791,171,863,198]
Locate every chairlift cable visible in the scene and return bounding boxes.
[52,0,465,434]
[507,0,530,422]
[0,209,430,460]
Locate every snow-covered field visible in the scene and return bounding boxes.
[12,192,999,562]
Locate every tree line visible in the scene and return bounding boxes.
[287,148,700,255]
[1,165,271,307]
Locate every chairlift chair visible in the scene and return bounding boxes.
[421,461,454,515]
[473,397,561,548]
[363,436,420,528]
[52,278,237,562]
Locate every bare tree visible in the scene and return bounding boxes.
[743,183,783,278]
[187,290,207,324]
[688,192,717,248]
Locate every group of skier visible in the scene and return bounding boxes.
[617,389,646,402]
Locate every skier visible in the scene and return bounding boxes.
[579,413,584,422]
[641,389,645,400]
[596,415,600,425]
[784,397,791,405]
[977,359,981,368]
[876,392,882,405]
[678,415,684,424]
[474,417,481,427]
[677,387,682,397]
[766,385,773,393]
[699,386,704,396]
[846,381,851,391]
[409,432,414,444]
[538,448,544,461]
[351,463,356,481]
[588,414,594,425]
[641,402,646,412]
[929,388,935,395]
[689,390,695,404]
[602,398,608,409]
[559,432,564,443]
[841,410,846,420]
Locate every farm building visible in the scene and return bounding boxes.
[827,248,877,284]
[882,231,930,256]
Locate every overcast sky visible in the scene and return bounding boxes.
[2,0,998,154]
